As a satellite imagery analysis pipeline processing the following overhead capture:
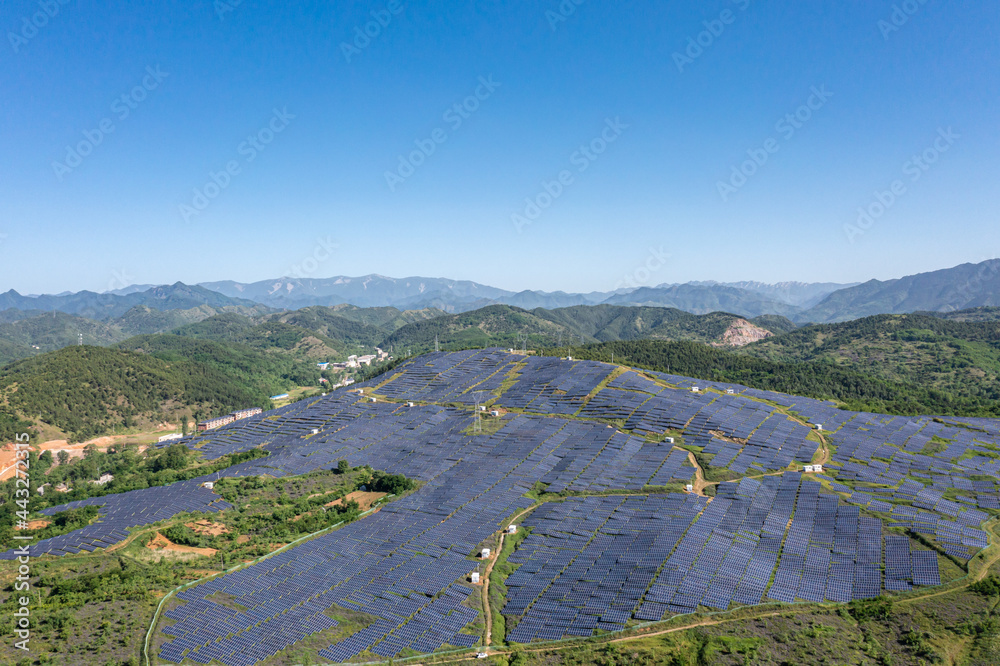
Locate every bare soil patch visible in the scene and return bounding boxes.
[187,520,229,536]
[146,532,217,558]
[326,490,387,511]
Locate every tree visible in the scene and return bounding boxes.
[57,450,70,466]
[337,459,350,475]
[369,471,414,494]
[181,413,189,437]
[38,450,53,471]
[151,444,188,472]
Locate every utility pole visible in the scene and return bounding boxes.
[435,335,439,352]
[473,391,483,433]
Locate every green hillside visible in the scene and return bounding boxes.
[313,304,445,331]
[115,303,269,336]
[116,335,321,393]
[383,304,792,353]
[0,346,267,441]
[380,304,568,352]
[0,311,126,358]
[741,314,1000,406]
[928,307,1000,322]
[544,339,1000,417]
[263,307,388,347]
[532,305,791,344]
[0,335,333,440]
[173,313,368,360]
[0,304,273,365]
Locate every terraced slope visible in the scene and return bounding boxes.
[3,349,999,666]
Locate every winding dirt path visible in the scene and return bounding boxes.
[482,505,539,647]
[685,450,711,498]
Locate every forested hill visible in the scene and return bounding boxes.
[0,342,319,442]
[381,304,793,352]
[741,314,1000,408]
[542,340,1000,418]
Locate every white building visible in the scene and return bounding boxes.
[470,572,480,583]
[158,433,183,443]
[481,548,491,559]
[507,525,517,534]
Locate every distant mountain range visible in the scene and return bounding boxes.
[3,259,1000,326]
[0,283,265,320]
[195,275,844,318]
[799,260,1000,323]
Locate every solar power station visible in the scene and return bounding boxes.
[6,349,1000,664]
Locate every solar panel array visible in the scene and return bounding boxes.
[0,480,230,560]
[5,349,997,664]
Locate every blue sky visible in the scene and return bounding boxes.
[1,0,997,295]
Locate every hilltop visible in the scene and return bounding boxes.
[381,304,793,352]
[741,313,1000,407]
[0,341,320,441]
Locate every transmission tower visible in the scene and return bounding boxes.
[473,391,484,433]
[78,333,83,346]
[435,335,439,352]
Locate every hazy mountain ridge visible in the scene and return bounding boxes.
[801,260,1000,323]
[689,280,857,308]
[0,283,265,320]
[0,304,274,365]
[603,284,804,319]
[5,259,1000,333]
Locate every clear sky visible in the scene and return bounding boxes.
[1,0,998,295]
